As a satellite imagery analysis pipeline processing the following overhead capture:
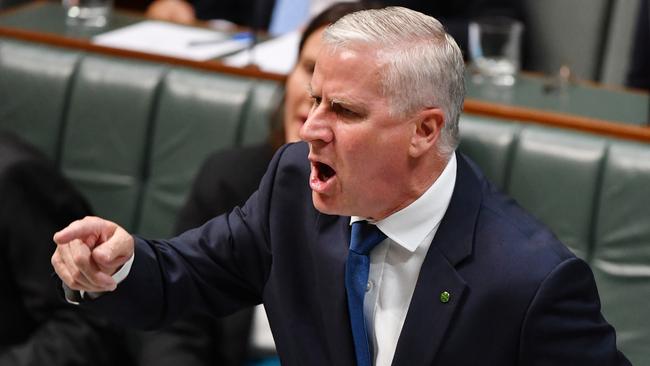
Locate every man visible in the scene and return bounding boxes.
[52,7,629,365]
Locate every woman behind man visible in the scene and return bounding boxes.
[133,3,380,366]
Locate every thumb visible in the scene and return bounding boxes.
[91,225,134,274]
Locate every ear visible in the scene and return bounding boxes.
[409,108,445,158]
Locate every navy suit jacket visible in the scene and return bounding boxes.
[83,142,629,365]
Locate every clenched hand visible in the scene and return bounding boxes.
[51,216,134,293]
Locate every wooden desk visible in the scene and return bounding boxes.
[2,1,649,142]
[465,75,650,142]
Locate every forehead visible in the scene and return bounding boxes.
[311,45,385,101]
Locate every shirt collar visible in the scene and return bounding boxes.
[351,153,457,253]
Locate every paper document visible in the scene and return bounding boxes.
[93,21,250,61]
[223,31,300,75]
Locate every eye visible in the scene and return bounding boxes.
[311,95,322,108]
[332,102,358,118]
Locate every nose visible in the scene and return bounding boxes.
[299,104,333,144]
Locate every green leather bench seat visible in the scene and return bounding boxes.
[138,69,279,237]
[61,56,167,231]
[1,37,648,364]
[0,38,281,236]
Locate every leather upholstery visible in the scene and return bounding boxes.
[508,127,606,259]
[0,40,80,159]
[60,55,167,230]
[457,116,520,187]
[137,69,280,236]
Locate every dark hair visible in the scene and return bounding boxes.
[298,1,384,54]
[269,1,384,149]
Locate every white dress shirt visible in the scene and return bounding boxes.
[350,153,457,366]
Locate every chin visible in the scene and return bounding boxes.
[311,192,341,216]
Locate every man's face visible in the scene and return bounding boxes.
[299,45,419,220]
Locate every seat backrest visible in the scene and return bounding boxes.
[0,40,80,159]
[136,68,280,237]
[507,128,607,260]
[59,55,167,230]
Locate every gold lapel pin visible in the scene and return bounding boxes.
[440,291,451,303]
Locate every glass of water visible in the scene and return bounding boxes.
[469,16,523,86]
[62,0,113,28]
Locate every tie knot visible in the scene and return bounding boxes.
[349,221,386,255]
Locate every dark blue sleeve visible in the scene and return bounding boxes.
[80,143,295,330]
[519,258,631,365]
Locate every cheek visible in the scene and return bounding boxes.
[344,127,409,176]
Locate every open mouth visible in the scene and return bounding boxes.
[316,162,336,182]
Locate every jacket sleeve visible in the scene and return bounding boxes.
[518,257,631,365]
[79,143,294,330]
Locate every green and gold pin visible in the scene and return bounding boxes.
[440,291,451,303]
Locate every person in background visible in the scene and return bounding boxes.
[0,132,130,366]
[132,3,380,366]
[145,0,522,54]
[627,0,649,91]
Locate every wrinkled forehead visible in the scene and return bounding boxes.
[314,44,384,81]
[317,43,389,76]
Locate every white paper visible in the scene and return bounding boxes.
[223,31,300,75]
[92,21,249,61]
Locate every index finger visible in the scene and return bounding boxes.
[53,216,117,248]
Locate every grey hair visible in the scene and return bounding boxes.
[322,6,465,157]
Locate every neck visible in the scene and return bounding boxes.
[370,152,451,221]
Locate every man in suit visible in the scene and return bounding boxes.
[0,132,130,365]
[52,7,628,365]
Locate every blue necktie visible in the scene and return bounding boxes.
[345,221,386,366]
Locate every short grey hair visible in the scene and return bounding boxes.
[323,6,465,157]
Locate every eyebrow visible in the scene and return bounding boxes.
[306,84,368,113]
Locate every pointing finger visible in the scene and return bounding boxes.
[53,216,117,248]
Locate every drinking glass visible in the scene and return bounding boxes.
[469,16,523,86]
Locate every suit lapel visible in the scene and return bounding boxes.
[312,213,357,364]
[392,153,483,366]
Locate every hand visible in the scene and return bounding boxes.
[146,0,196,24]
[51,216,134,292]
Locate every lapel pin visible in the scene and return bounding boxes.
[440,291,451,303]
